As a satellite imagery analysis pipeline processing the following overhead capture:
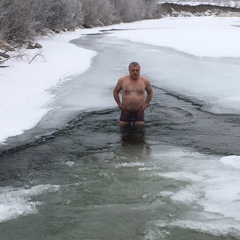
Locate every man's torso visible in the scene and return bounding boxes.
[121,76,146,111]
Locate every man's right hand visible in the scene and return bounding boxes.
[119,103,129,113]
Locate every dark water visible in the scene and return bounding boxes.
[0,33,240,240]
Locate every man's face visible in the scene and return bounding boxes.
[129,65,140,80]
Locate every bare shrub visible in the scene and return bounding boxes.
[0,0,38,41]
[41,0,82,30]
[111,0,159,22]
[0,0,159,45]
[80,0,115,27]
[0,0,83,42]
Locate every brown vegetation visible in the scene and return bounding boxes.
[0,0,160,45]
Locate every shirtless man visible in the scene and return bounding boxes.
[113,62,153,125]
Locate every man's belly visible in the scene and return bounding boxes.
[122,95,145,111]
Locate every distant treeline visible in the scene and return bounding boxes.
[0,0,160,43]
[159,2,240,17]
[2,0,238,46]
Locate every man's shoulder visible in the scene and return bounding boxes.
[119,75,130,82]
[140,76,150,83]
[121,75,130,80]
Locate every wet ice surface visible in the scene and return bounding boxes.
[1,34,240,240]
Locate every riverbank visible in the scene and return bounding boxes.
[0,28,98,143]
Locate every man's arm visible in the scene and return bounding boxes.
[113,78,122,106]
[113,78,126,111]
[139,79,153,112]
[145,81,153,106]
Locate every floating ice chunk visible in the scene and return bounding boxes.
[116,162,145,168]
[220,155,240,169]
[0,184,60,223]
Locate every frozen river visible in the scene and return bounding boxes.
[1,32,240,240]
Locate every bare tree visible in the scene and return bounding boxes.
[111,0,157,22]
[0,0,160,45]
[0,0,83,42]
[0,0,38,41]
[80,0,115,27]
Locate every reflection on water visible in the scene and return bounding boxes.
[120,125,146,145]
[120,125,152,160]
